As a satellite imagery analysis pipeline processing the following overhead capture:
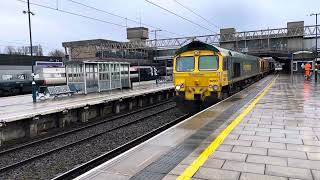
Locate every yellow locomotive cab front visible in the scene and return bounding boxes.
[173,50,223,102]
[173,41,270,110]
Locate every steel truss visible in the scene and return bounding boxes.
[93,25,320,49]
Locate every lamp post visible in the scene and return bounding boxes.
[310,13,320,82]
[291,52,293,83]
[150,29,162,46]
[23,0,36,103]
[150,29,162,83]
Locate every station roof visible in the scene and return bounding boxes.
[64,60,129,65]
[0,54,62,66]
[62,39,122,48]
[174,41,220,55]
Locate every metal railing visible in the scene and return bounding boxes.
[92,25,320,49]
[65,25,320,59]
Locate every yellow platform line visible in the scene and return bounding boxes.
[177,77,277,180]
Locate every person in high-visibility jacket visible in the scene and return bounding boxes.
[305,62,311,81]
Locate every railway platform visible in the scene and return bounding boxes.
[76,74,320,180]
[0,81,171,122]
[0,81,174,145]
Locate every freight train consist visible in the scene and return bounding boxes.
[173,41,274,108]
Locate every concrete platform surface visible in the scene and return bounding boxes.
[165,74,320,180]
[0,81,173,122]
[75,75,276,180]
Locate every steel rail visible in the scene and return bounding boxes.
[0,100,173,155]
[0,101,175,173]
[52,113,190,180]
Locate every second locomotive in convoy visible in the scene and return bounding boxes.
[173,41,273,107]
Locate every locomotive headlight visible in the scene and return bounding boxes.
[213,85,219,90]
[175,83,184,91]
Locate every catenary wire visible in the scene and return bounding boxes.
[145,0,214,33]
[66,0,184,37]
[17,0,184,38]
[172,0,220,30]
[16,0,127,28]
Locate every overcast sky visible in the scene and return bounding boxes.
[1,0,319,54]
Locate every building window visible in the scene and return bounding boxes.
[293,62,297,71]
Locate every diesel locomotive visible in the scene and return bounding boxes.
[173,41,273,107]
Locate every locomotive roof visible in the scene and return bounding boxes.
[175,41,220,55]
[175,41,258,60]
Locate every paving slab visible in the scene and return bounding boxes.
[306,152,320,160]
[266,165,313,180]
[288,158,320,170]
[268,149,307,159]
[287,144,320,152]
[194,167,240,180]
[252,141,286,149]
[232,145,267,155]
[222,160,265,174]
[239,134,269,142]
[246,154,287,166]
[240,172,287,180]
[312,170,320,180]
[211,151,247,162]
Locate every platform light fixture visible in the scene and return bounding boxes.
[23,0,37,103]
[150,29,163,82]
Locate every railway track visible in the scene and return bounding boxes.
[0,100,173,154]
[0,100,188,179]
[53,113,189,180]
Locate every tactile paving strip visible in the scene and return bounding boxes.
[130,77,274,180]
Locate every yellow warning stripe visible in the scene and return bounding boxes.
[177,77,277,180]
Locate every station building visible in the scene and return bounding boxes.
[62,27,154,66]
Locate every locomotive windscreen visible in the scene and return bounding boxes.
[198,56,218,70]
[176,56,194,72]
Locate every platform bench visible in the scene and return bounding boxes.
[47,85,75,98]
